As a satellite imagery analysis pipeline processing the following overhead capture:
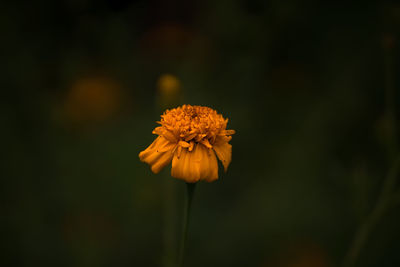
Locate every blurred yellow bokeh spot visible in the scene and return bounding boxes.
[157,74,181,95]
[156,74,182,109]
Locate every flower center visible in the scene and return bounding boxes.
[153,105,233,147]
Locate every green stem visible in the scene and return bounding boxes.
[163,178,177,267]
[178,183,196,267]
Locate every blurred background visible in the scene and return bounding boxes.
[2,0,400,266]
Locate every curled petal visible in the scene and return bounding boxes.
[152,126,164,135]
[163,130,178,143]
[188,141,194,152]
[224,129,235,135]
[215,135,232,142]
[213,140,232,172]
[139,136,176,173]
[184,132,197,141]
[178,140,190,148]
[200,139,212,149]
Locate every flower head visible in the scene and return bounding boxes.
[139,105,235,183]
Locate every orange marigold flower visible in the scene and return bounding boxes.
[139,105,235,183]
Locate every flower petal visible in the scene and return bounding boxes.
[224,129,236,135]
[139,136,162,164]
[196,144,218,182]
[170,144,218,183]
[151,149,174,174]
[171,148,201,183]
[139,136,175,173]
[171,149,190,182]
[163,130,178,143]
[213,140,232,172]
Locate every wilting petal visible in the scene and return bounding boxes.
[151,149,174,173]
[171,148,201,183]
[196,144,218,182]
[213,140,232,172]
[171,149,190,181]
[139,136,162,164]
[139,136,176,173]
[170,144,218,183]
[207,150,219,182]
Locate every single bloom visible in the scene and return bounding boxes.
[139,105,235,183]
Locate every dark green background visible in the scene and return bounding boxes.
[2,0,400,266]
